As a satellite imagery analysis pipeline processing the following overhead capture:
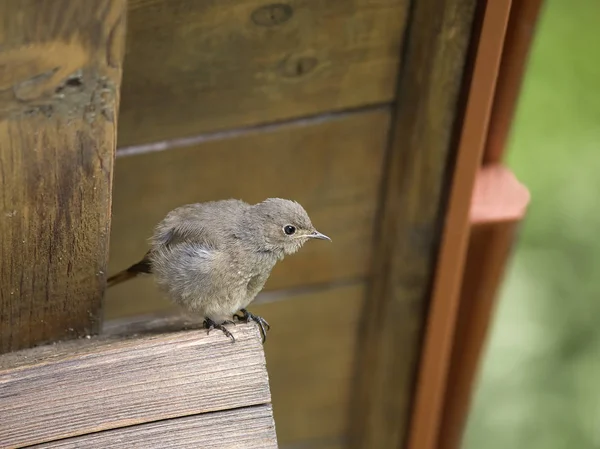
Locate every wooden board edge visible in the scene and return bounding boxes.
[406,2,513,449]
[0,323,271,447]
[348,0,480,447]
[33,404,278,448]
[484,0,545,163]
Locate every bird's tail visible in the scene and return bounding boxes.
[106,253,152,288]
[107,270,139,287]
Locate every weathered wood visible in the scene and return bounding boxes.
[253,282,364,446]
[0,323,270,448]
[102,281,365,448]
[105,109,390,319]
[32,405,278,449]
[349,0,479,447]
[0,0,126,353]
[405,2,511,449]
[118,0,409,145]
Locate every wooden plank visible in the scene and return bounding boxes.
[253,283,364,446]
[439,224,518,449]
[348,0,479,447]
[118,0,409,146]
[280,437,346,449]
[438,165,530,449]
[0,323,270,448]
[102,282,365,447]
[484,0,544,163]
[0,0,126,353]
[32,405,278,449]
[405,2,512,449]
[105,109,390,319]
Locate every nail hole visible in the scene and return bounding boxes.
[280,56,318,78]
[251,3,293,27]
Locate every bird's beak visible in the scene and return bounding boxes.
[309,230,331,241]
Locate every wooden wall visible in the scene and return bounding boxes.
[117,0,408,146]
[102,0,478,448]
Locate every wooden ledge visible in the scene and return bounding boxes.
[0,323,276,448]
[29,405,277,449]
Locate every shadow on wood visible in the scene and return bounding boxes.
[0,321,277,448]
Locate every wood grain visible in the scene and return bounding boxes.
[280,437,346,449]
[102,281,365,448]
[406,2,511,449]
[105,109,390,319]
[32,405,278,448]
[0,323,270,448]
[253,283,364,446]
[349,0,479,447]
[117,0,409,145]
[0,0,126,353]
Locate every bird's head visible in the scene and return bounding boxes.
[246,198,331,256]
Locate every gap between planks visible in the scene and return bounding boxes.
[116,102,391,157]
[102,277,364,336]
[0,323,272,448]
[27,404,278,449]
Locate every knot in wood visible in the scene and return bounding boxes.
[251,3,293,27]
[279,55,318,78]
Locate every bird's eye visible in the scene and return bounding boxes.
[283,225,296,235]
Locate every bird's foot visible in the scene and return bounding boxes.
[203,318,235,343]
[234,308,270,343]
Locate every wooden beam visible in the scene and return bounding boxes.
[438,165,530,449]
[405,2,513,449]
[484,0,545,163]
[0,0,127,353]
[31,405,278,449]
[0,323,272,448]
[348,0,478,447]
[103,281,366,448]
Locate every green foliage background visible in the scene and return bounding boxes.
[463,0,600,447]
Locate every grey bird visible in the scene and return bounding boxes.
[107,198,331,343]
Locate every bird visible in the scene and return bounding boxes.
[106,198,331,343]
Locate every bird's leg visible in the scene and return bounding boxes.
[234,308,270,343]
[203,317,235,343]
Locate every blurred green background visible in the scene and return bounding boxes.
[463,0,600,448]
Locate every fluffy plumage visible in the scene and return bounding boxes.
[107,198,330,342]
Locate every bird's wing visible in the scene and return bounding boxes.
[110,201,244,286]
[153,219,216,248]
[152,200,250,249]
[151,204,220,249]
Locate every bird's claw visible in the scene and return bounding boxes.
[203,318,235,343]
[234,308,270,343]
